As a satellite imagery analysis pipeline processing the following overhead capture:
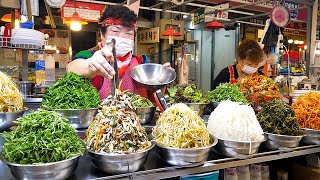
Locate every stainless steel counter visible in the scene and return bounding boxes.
[0,143,319,180]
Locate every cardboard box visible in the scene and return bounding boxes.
[0,0,20,9]
[293,163,320,180]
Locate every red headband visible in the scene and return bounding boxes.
[101,18,135,29]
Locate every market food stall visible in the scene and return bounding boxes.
[0,0,320,180]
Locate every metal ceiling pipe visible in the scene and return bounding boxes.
[205,0,272,16]
[150,0,171,8]
[163,0,197,11]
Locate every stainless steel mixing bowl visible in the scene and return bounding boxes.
[0,110,24,131]
[185,103,208,116]
[130,63,176,89]
[263,133,304,150]
[156,136,218,166]
[88,142,155,174]
[0,154,80,180]
[301,128,320,145]
[53,108,98,129]
[212,138,265,158]
[135,106,156,125]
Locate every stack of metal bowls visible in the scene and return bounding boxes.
[185,103,208,116]
[88,142,155,174]
[156,135,218,166]
[301,128,320,145]
[212,138,266,158]
[0,154,80,179]
[53,108,98,129]
[0,110,24,131]
[135,106,156,125]
[263,133,304,150]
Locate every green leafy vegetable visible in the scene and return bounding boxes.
[2,109,85,164]
[127,92,153,107]
[257,99,304,136]
[43,72,100,109]
[206,83,249,104]
[168,84,208,103]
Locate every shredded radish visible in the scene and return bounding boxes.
[207,100,264,142]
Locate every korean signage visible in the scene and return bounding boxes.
[205,3,229,20]
[137,27,159,44]
[283,29,306,36]
[284,1,299,20]
[192,8,205,26]
[286,22,306,29]
[62,1,105,22]
[249,18,264,25]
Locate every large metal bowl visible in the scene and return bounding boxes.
[88,141,155,174]
[212,138,265,158]
[263,133,304,150]
[0,154,80,180]
[156,136,218,166]
[0,110,24,131]
[130,63,176,89]
[53,108,98,129]
[301,128,320,145]
[135,106,156,125]
[185,103,208,116]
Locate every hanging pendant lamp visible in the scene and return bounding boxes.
[64,11,88,31]
[205,19,224,30]
[1,10,20,23]
[161,26,181,44]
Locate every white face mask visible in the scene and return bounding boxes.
[106,36,134,56]
[242,65,258,74]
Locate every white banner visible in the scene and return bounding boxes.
[205,3,229,22]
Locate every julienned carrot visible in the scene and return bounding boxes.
[292,92,320,130]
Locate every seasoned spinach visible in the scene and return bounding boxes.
[257,99,304,136]
[206,83,249,103]
[2,109,85,164]
[43,72,100,109]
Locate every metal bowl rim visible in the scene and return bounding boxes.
[130,63,176,85]
[185,103,209,105]
[0,154,81,167]
[42,106,98,111]
[155,135,218,150]
[135,106,157,109]
[53,108,99,111]
[0,109,25,115]
[216,136,267,144]
[264,132,305,138]
[87,141,155,156]
[302,128,320,132]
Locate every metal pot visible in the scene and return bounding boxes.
[88,142,155,174]
[0,110,24,131]
[18,81,34,98]
[135,106,156,125]
[263,133,304,150]
[301,128,320,145]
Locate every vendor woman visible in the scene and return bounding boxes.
[211,39,264,89]
[67,5,169,100]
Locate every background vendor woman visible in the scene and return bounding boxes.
[67,5,169,100]
[211,39,264,90]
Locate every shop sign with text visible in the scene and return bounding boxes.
[137,27,159,44]
[62,1,105,22]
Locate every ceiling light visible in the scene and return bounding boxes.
[183,15,188,19]
[288,39,293,44]
[70,21,82,31]
[304,45,307,50]
[299,41,304,45]
[294,40,299,44]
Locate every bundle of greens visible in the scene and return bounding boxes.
[2,109,84,164]
[168,84,207,103]
[257,99,304,136]
[127,92,153,107]
[206,83,249,104]
[43,72,100,109]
